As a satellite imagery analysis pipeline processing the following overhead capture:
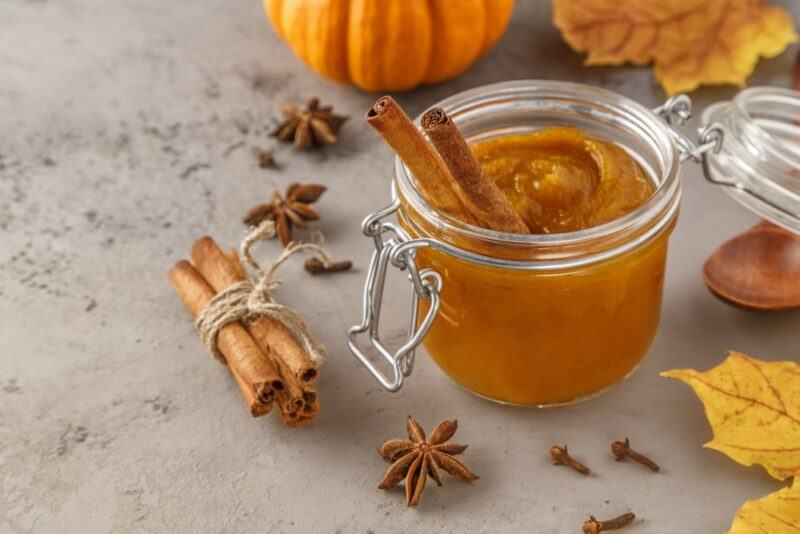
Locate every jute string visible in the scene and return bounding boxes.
[195,220,331,366]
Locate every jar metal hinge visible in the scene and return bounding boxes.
[653,94,724,164]
[347,199,442,391]
[655,95,799,226]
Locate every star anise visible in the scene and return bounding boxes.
[243,183,326,246]
[378,416,478,506]
[270,97,348,150]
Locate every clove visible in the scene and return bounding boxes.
[611,438,660,472]
[304,257,352,275]
[583,512,636,533]
[550,444,591,475]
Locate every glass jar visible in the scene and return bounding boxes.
[702,87,800,233]
[348,80,799,406]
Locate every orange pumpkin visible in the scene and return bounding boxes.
[263,0,515,91]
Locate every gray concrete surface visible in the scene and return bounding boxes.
[2,1,799,532]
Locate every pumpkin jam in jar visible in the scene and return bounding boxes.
[475,127,653,233]
[408,127,669,406]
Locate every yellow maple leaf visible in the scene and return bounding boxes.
[551,0,798,95]
[662,351,800,480]
[728,477,800,533]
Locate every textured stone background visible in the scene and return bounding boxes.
[1,1,799,532]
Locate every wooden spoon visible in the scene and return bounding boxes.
[703,221,800,311]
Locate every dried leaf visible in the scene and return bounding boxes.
[662,351,800,480]
[728,478,800,533]
[552,0,798,95]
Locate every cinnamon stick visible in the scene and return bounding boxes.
[230,365,272,417]
[421,107,530,234]
[276,377,318,426]
[293,388,319,425]
[190,237,318,384]
[221,248,319,426]
[168,260,281,415]
[366,96,479,225]
[228,250,319,426]
[189,237,318,425]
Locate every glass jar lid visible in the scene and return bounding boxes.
[701,87,800,233]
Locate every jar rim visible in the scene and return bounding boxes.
[393,80,681,263]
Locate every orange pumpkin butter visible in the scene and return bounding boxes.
[472,127,654,234]
[404,128,666,406]
[263,0,515,91]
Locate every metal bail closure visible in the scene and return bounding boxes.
[655,92,800,232]
[348,199,442,392]
[653,94,724,164]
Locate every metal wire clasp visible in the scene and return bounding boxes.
[655,94,799,226]
[347,199,442,392]
[653,94,724,164]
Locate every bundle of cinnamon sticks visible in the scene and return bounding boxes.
[366,96,530,234]
[168,236,318,424]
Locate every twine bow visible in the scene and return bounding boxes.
[195,220,332,366]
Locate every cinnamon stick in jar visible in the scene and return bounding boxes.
[421,107,530,234]
[366,96,479,226]
[168,260,281,415]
